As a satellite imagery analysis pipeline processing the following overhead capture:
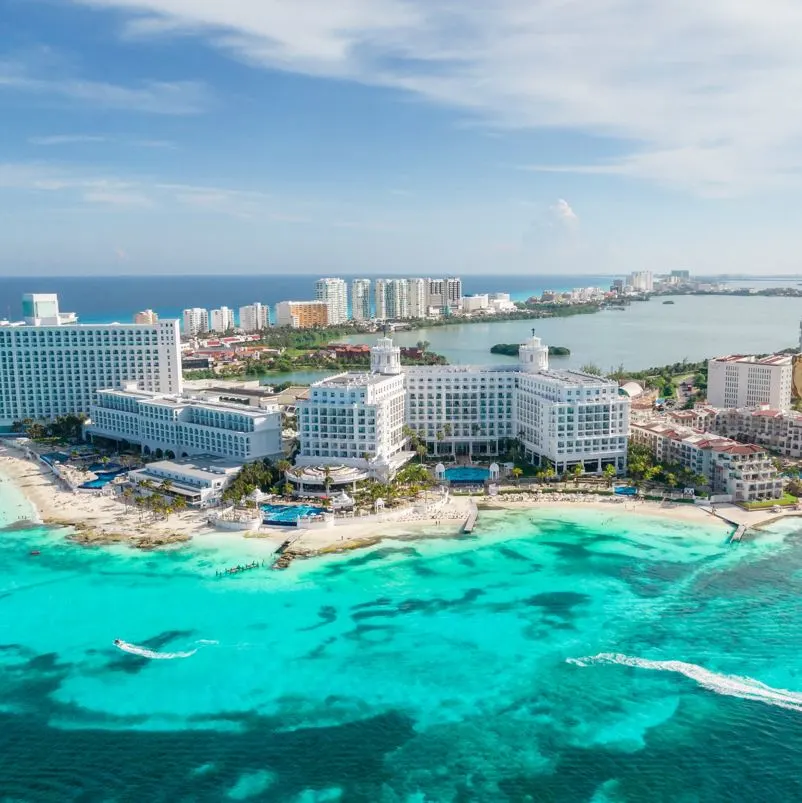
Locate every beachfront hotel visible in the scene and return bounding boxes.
[297,333,630,479]
[631,421,783,502]
[707,354,793,411]
[295,337,408,482]
[86,385,282,461]
[351,279,372,321]
[0,294,182,429]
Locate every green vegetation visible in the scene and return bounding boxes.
[740,493,798,510]
[12,414,87,443]
[221,459,286,504]
[490,343,571,357]
[626,443,707,491]
[580,363,604,376]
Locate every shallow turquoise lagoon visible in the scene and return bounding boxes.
[2,504,802,801]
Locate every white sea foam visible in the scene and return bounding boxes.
[115,640,197,660]
[196,639,219,646]
[568,653,802,712]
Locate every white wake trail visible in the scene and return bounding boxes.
[115,640,197,660]
[568,653,802,713]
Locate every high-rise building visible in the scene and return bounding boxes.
[707,354,793,411]
[351,279,372,321]
[275,301,330,328]
[238,303,270,332]
[426,279,445,311]
[0,294,181,426]
[134,310,159,325]
[446,277,463,310]
[385,279,409,319]
[374,279,388,320]
[628,271,654,292]
[296,337,407,480]
[670,270,691,281]
[315,278,348,324]
[407,279,426,318]
[182,308,209,337]
[210,307,235,333]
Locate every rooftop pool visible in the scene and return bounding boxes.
[261,503,328,526]
[443,466,491,483]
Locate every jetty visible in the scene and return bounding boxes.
[462,508,478,534]
[215,561,263,577]
[729,524,747,544]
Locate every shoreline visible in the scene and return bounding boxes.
[2,446,800,558]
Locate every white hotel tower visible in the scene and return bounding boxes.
[0,294,181,428]
[298,333,630,478]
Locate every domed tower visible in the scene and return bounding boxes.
[371,336,402,375]
[519,330,549,373]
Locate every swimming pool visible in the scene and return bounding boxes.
[614,486,638,496]
[79,469,128,490]
[443,466,491,483]
[261,503,328,526]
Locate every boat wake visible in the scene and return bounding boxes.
[567,653,802,712]
[114,640,197,660]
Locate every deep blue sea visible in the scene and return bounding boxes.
[3,467,802,802]
[0,274,615,324]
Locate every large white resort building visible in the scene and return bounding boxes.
[296,334,630,481]
[86,385,282,461]
[0,294,182,428]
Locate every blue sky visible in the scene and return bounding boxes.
[2,0,802,276]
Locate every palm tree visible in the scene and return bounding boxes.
[572,464,584,487]
[276,459,291,475]
[160,479,173,496]
[511,467,523,486]
[416,444,427,464]
[122,487,134,511]
[436,430,445,456]
[603,464,618,487]
[442,423,453,457]
[323,466,333,495]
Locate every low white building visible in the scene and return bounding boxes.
[631,421,783,501]
[295,337,410,480]
[462,294,490,313]
[86,386,282,461]
[128,456,242,507]
[707,354,793,411]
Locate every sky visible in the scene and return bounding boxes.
[3,0,802,276]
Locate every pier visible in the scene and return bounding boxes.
[215,561,263,577]
[729,524,747,544]
[462,508,478,534]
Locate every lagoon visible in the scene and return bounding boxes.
[345,295,802,370]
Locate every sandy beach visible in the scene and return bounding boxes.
[2,443,801,555]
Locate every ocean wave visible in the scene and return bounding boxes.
[568,653,802,712]
[114,640,197,660]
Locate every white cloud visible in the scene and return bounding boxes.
[1,62,210,114]
[83,189,155,207]
[28,134,178,149]
[551,198,578,224]
[67,0,802,193]
[29,134,109,145]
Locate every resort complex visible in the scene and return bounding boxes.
[297,333,631,478]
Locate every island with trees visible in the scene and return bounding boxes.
[490,343,571,357]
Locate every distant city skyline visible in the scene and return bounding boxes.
[4,2,802,276]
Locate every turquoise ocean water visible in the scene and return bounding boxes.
[3,488,802,801]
